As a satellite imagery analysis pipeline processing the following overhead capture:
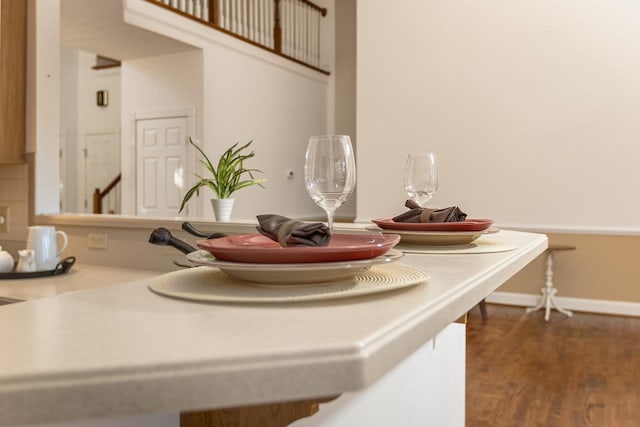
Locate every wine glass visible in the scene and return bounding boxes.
[404,152,438,207]
[304,135,357,231]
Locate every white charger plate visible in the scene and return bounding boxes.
[185,249,404,285]
[366,226,500,245]
[149,262,428,303]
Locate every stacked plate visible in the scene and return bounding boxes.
[189,233,403,285]
[369,218,497,245]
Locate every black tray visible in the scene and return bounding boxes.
[0,256,76,280]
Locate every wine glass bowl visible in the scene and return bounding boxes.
[304,135,357,231]
[404,152,438,207]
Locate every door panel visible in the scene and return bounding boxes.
[142,157,158,209]
[136,117,188,217]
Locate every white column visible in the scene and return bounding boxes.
[30,0,61,215]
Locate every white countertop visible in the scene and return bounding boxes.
[0,230,547,426]
[0,264,162,303]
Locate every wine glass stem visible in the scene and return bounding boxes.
[326,210,335,232]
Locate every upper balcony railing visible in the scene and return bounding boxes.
[147,0,329,74]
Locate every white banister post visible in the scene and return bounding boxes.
[203,0,209,21]
[250,0,256,41]
[295,0,301,59]
[263,0,268,44]
[230,0,237,33]
[317,13,321,66]
[285,0,291,55]
[241,0,247,37]
[225,0,231,29]
[305,3,309,61]
[310,8,316,65]
[256,0,262,44]
[269,0,274,46]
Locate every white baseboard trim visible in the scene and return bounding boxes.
[486,291,640,317]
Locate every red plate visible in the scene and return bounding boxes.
[197,233,401,264]
[371,218,494,232]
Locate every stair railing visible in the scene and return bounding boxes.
[93,173,122,214]
[147,0,329,74]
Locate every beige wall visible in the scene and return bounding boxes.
[355,0,640,230]
[500,232,640,303]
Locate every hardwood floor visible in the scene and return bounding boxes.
[466,304,640,427]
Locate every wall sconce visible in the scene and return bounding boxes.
[96,90,109,107]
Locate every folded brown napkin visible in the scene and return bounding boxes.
[392,200,468,223]
[256,214,331,247]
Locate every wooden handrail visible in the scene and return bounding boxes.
[296,0,327,16]
[145,0,330,75]
[91,55,121,70]
[93,173,121,214]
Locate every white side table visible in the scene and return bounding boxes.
[526,244,576,321]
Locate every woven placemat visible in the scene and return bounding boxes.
[399,237,517,254]
[148,263,428,303]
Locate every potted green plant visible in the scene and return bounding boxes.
[179,138,266,221]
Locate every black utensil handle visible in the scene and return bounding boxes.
[207,232,228,239]
[182,222,228,239]
[182,222,210,238]
[169,237,197,254]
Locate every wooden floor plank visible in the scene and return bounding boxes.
[466,304,640,427]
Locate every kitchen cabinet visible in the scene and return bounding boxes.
[0,0,27,163]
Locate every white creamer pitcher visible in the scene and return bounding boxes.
[16,249,36,273]
[26,226,68,271]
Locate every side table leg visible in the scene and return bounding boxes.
[544,252,573,319]
[526,250,573,321]
[544,288,552,321]
[525,289,546,313]
[526,252,554,317]
[550,294,573,318]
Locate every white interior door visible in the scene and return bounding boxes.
[136,116,189,217]
[83,130,121,213]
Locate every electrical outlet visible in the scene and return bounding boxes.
[0,206,8,233]
[88,232,108,249]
